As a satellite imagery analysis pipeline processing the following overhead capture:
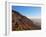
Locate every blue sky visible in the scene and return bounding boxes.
[12,6,41,17]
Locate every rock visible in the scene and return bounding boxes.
[12,10,41,31]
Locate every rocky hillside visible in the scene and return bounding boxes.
[12,10,41,31]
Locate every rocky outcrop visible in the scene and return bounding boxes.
[12,10,41,31]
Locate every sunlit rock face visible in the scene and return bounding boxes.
[12,10,41,31]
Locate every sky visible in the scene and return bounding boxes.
[12,6,41,18]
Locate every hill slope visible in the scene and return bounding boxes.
[12,10,41,31]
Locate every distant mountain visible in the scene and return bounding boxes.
[12,10,41,31]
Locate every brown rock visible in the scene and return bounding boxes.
[12,10,41,31]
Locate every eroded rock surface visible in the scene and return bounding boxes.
[12,10,41,31]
